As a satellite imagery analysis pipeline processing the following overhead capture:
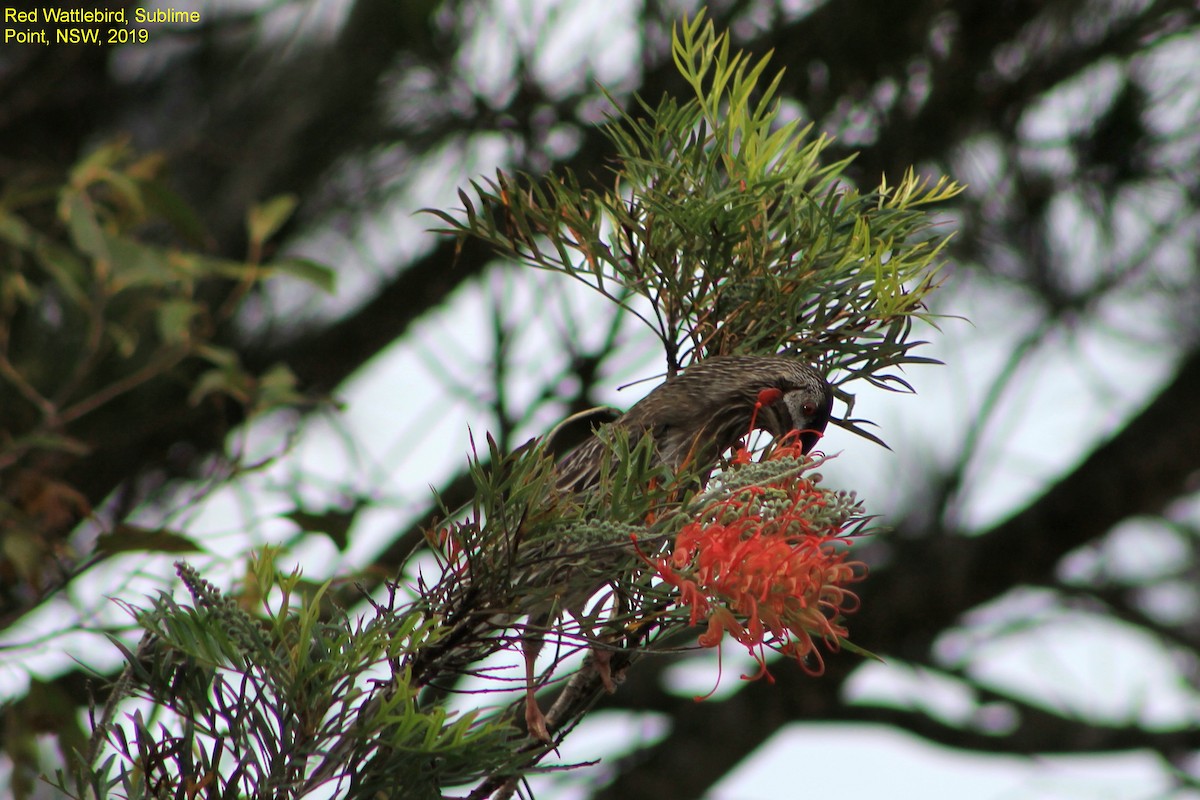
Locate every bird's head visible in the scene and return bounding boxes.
[747,368,835,454]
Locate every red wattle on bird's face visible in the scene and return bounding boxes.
[756,388,784,406]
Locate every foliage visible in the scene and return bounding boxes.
[422,426,873,696]
[3,0,1193,797]
[71,17,940,798]
[0,139,329,463]
[64,435,871,798]
[427,13,961,404]
[0,138,333,606]
[21,13,960,800]
[0,139,333,796]
[408,16,956,787]
[50,555,516,800]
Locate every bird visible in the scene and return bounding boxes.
[555,355,833,492]
[520,354,834,740]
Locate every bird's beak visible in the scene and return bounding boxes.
[798,428,822,454]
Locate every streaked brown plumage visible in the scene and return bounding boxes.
[555,355,833,491]
[522,355,834,740]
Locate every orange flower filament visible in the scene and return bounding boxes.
[649,436,866,689]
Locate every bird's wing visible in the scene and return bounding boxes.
[554,434,611,493]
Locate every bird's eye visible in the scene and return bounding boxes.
[802,401,817,417]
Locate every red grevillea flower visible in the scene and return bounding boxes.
[646,434,866,691]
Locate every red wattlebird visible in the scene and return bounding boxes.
[521,354,834,740]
